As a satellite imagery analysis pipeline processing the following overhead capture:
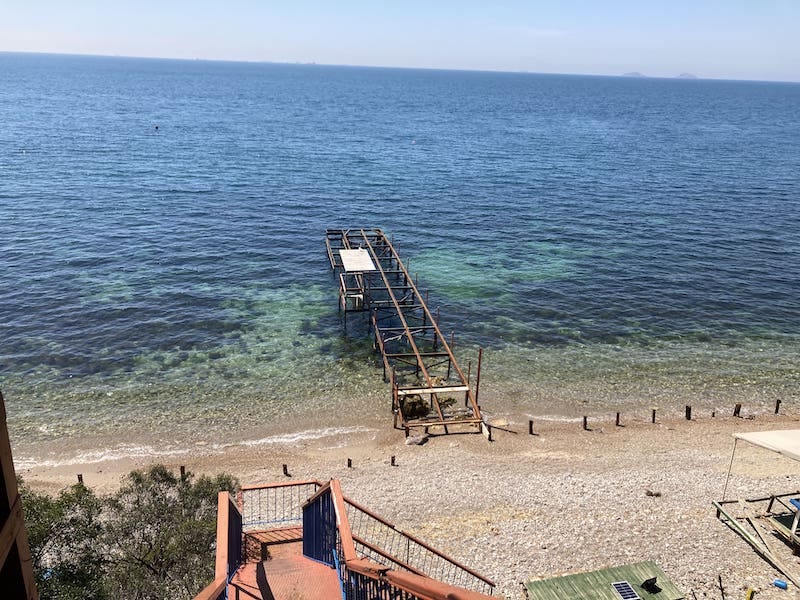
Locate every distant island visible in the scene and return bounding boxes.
[622,71,701,79]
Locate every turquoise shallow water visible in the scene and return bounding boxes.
[1,53,799,464]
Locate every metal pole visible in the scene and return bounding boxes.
[433,307,440,350]
[722,438,738,501]
[474,348,483,408]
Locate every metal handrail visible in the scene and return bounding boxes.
[343,494,495,593]
[240,480,322,531]
[304,480,495,598]
[200,479,496,600]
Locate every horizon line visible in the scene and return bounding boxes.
[2,49,798,85]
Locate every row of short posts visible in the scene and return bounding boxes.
[279,456,398,478]
[73,399,784,483]
[76,464,191,486]
[527,398,784,435]
[73,453,402,484]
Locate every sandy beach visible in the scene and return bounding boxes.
[17,405,800,600]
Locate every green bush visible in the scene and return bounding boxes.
[19,465,238,600]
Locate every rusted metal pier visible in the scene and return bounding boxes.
[325,228,484,435]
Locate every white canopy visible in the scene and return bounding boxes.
[734,430,800,463]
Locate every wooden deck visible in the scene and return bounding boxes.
[228,538,340,600]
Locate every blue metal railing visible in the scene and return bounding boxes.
[226,497,242,584]
[341,569,427,600]
[300,482,488,600]
[302,487,336,567]
[235,479,494,599]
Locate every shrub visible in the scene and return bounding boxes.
[20,465,238,600]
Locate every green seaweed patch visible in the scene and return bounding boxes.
[78,274,137,304]
[410,240,587,302]
[131,283,337,381]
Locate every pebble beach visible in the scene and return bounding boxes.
[19,407,800,599]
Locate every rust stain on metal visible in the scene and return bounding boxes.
[325,228,485,435]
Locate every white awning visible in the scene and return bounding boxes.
[339,249,376,272]
[734,430,800,463]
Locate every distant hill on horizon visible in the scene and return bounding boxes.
[622,71,703,80]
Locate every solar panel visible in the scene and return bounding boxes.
[612,581,641,600]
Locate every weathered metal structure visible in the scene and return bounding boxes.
[714,429,800,587]
[325,228,484,435]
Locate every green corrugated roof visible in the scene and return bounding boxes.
[524,561,684,600]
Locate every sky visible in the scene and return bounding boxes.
[1,1,798,82]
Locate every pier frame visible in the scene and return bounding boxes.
[325,228,484,434]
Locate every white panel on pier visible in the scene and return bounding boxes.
[339,249,376,272]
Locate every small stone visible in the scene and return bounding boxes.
[405,434,428,446]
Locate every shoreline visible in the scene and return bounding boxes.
[16,407,800,598]
[9,364,794,474]
[6,332,799,450]
[14,397,788,486]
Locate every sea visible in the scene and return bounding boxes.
[1,52,798,468]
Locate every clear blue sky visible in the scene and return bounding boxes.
[1,1,798,82]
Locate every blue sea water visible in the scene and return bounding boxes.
[1,53,799,464]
